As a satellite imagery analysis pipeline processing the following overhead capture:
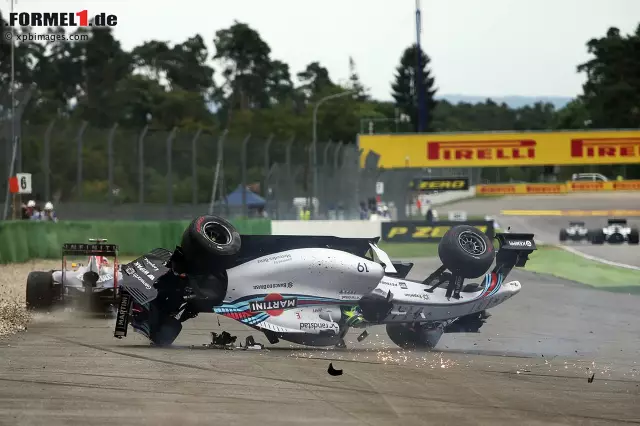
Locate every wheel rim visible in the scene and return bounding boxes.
[202,222,232,246]
[457,230,487,256]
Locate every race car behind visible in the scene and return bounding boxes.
[589,219,639,245]
[559,221,589,242]
[26,239,123,312]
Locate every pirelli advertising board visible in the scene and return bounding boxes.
[358,130,640,168]
[381,221,495,243]
[409,177,470,192]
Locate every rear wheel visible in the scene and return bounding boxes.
[589,230,605,244]
[26,271,54,311]
[559,229,568,242]
[386,323,443,350]
[438,225,495,279]
[629,228,639,245]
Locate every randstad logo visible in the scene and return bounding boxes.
[427,140,536,161]
[570,138,640,158]
[8,11,118,27]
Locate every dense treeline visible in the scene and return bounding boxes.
[1,13,639,202]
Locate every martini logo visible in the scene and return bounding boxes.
[8,11,118,27]
[249,294,298,316]
[571,138,640,158]
[427,139,536,161]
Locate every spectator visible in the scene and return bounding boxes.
[30,202,42,221]
[42,202,58,222]
[22,200,36,219]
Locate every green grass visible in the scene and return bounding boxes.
[524,245,640,294]
[377,242,439,258]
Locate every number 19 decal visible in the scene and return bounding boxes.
[357,262,369,273]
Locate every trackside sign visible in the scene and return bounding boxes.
[381,221,495,243]
[358,131,640,168]
[409,177,469,192]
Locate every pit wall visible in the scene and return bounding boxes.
[0,219,271,264]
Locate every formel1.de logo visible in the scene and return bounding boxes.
[9,11,118,27]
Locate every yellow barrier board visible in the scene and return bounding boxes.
[501,209,640,216]
[358,130,640,168]
[477,180,640,195]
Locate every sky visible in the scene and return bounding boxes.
[5,0,640,101]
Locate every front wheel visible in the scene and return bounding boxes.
[559,229,568,242]
[438,225,495,279]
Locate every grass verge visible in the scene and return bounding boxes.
[524,245,640,294]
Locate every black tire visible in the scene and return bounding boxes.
[386,323,443,350]
[26,271,54,311]
[149,316,183,346]
[559,229,568,242]
[438,225,495,279]
[180,215,241,273]
[629,228,639,245]
[589,230,605,245]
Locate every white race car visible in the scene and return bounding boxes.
[111,215,537,351]
[26,239,123,312]
[589,219,639,245]
[559,221,589,242]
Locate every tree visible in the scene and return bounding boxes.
[391,44,437,132]
[213,21,273,112]
[577,25,640,129]
[348,56,369,101]
[296,61,335,100]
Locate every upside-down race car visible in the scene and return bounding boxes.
[112,215,537,351]
[26,239,123,312]
[589,218,639,245]
[559,221,589,242]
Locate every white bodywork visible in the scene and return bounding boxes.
[52,255,122,295]
[566,225,588,236]
[214,245,520,339]
[602,224,631,236]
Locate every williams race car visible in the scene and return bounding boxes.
[113,215,537,350]
[559,221,589,242]
[26,239,123,312]
[589,218,639,245]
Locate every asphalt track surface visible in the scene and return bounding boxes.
[439,192,640,267]
[1,259,639,425]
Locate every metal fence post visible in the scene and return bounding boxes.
[241,134,251,218]
[138,125,149,204]
[107,123,118,206]
[262,134,274,192]
[166,127,177,208]
[43,119,57,202]
[75,121,88,199]
[190,128,202,205]
[209,130,228,215]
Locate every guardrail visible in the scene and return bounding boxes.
[476,180,640,195]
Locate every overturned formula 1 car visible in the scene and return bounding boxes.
[113,215,537,350]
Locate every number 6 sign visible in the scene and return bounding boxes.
[8,173,32,195]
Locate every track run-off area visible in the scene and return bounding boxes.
[1,192,639,425]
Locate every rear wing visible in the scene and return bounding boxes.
[62,243,119,257]
[569,221,585,226]
[607,218,627,225]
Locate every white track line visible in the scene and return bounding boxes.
[536,237,640,271]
